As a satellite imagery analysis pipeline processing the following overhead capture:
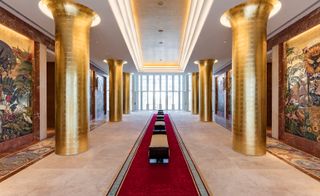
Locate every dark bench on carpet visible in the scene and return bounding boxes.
[149,134,169,164]
[158,110,164,115]
[156,115,164,121]
[153,128,166,135]
[154,121,165,131]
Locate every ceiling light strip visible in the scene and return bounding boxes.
[108,0,143,71]
[109,0,214,73]
[180,0,214,71]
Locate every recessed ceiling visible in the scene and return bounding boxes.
[109,0,214,72]
[134,0,188,66]
[1,0,319,74]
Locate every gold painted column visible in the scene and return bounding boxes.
[123,72,131,114]
[192,72,199,114]
[196,59,215,122]
[108,59,125,122]
[39,0,100,155]
[221,0,281,155]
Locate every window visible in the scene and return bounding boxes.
[167,75,172,91]
[148,75,154,91]
[168,91,173,110]
[134,73,188,111]
[155,92,160,110]
[161,91,166,110]
[142,75,147,91]
[155,75,160,91]
[142,92,147,110]
[148,91,154,110]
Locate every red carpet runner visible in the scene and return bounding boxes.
[117,114,199,195]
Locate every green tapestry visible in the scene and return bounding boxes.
[0,40,33,142]
[285,26,320,142]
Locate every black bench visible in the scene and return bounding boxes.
[149,134,169,164]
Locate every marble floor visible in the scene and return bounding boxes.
[0,111,319,196]
[0,112,152,196]
[170,112,320,196]
[0,118,109,182]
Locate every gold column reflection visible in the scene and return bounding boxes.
[221,0,281,155]
[39,0,99,155]
[192,72,199,114]
[108,59,125,122]
[123,72,131,114]
[196,59,215,122]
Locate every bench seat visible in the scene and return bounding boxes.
[149,134,169,164]
[154,121,165,130]
[156,117,164,121]
[153,128,166,135]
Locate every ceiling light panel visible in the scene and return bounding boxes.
[108,0,214,72]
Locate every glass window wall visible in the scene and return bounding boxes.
[133,74,190,111]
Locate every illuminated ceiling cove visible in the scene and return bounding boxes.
[108,0,214,73]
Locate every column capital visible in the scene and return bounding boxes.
[107,59,127,66]
[39,0,100,27]
[192,72,199,76]
[194,59,217,66]
[220,0,281,28]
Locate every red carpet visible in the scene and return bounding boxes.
[118,114,199,196]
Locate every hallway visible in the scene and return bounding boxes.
[0,112,319,196]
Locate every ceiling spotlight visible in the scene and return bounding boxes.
[158,29,164,32]
[223,40,227,44]
[214,59,219,64]
[103,59,108,63]
[158,1,164,6]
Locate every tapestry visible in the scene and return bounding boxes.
[285,25,320,142]
[216,74,225,117]
[0,24,34,142]
[95,74,105,119]
[226,69,232,119]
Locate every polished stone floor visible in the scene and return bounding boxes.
[0,111,319,196]
[170,112,320,196]
[0,112,152,196]
[0,118,107,182]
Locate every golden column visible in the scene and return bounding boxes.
[108,59,126,122]
[123,72,131,114]
[39,0,100,155]
[191,72,199,114]
[195,59,216,122]
[221,0,281,155]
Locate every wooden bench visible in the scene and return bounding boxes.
[153,128,166,135]
[154,121,165,130]
[149,134,169,164]
[158,111,164,115]
[156,116,164,121]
